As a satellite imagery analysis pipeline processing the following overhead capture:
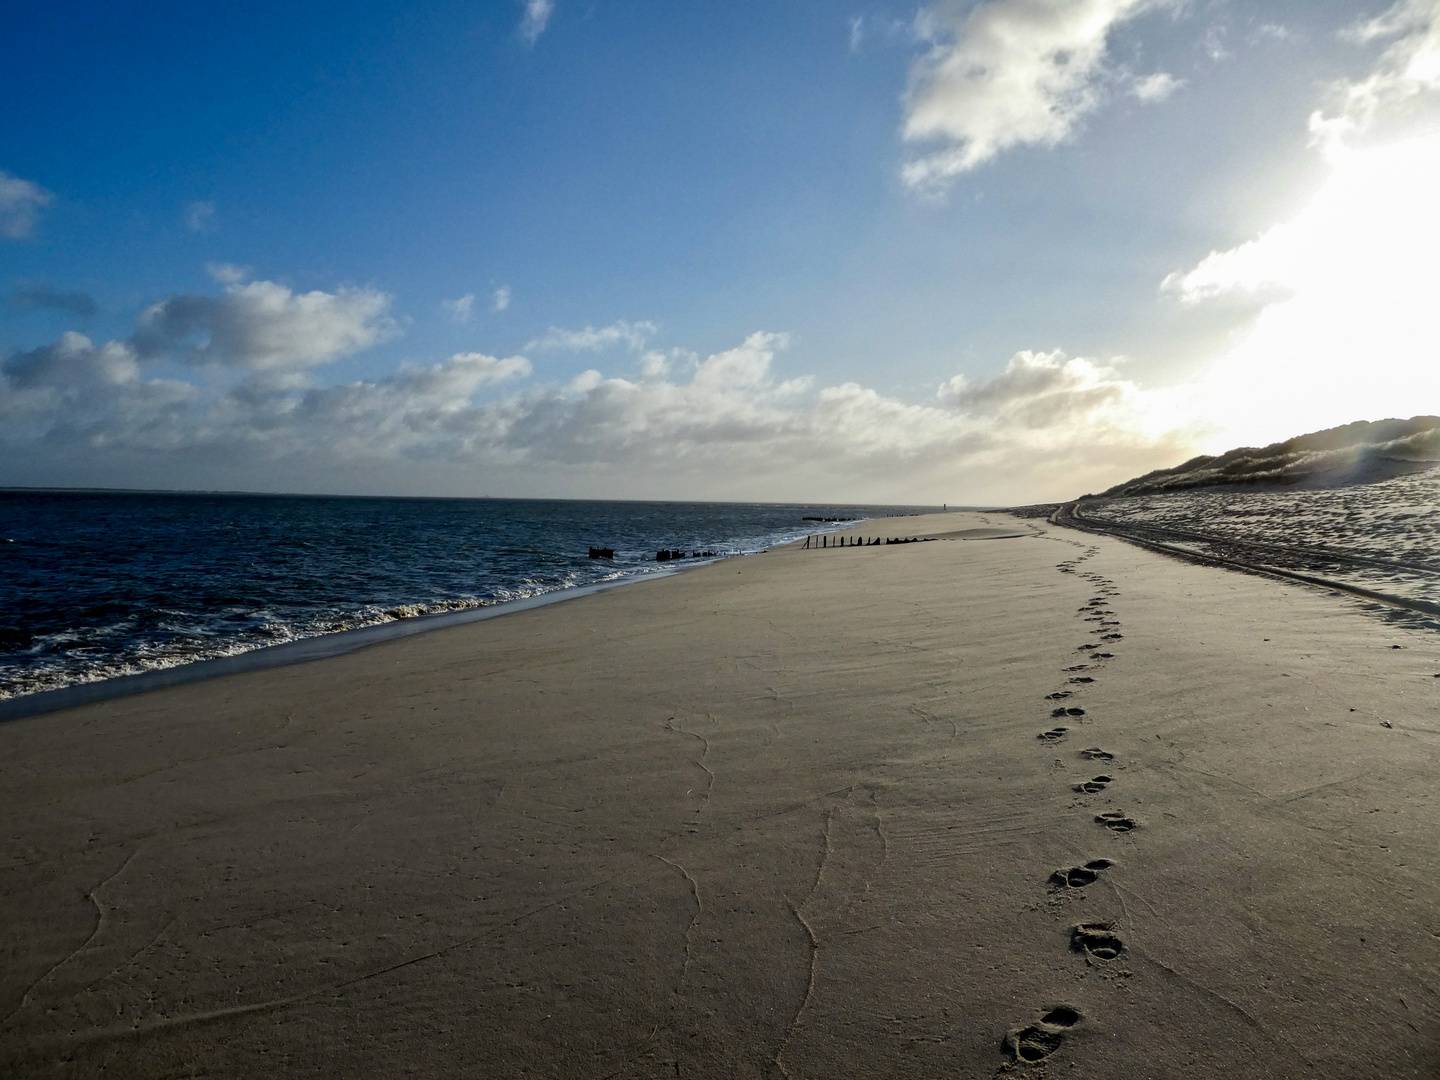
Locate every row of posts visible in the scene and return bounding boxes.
[802,535,923,549]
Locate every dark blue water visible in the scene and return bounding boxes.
[0,491,932,700]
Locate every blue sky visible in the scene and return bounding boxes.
[4,0,1440,502]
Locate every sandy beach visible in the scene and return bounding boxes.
[3,510,1439,1077]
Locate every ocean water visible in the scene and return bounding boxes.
[0,491,931,701]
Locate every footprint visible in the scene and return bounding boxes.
[1095,811,1137,833]
[1069,676,1095,684]
[1046,691,1073,700]
[1065,707,1086,716]
[1090,652,1114,659]
[1101,633,1123,641]
[1078,747,1113,761]
[1065,665,1090,673]
[1071,922,1125,961]
[1073,774,1113,794]
[1037,726,1069,742]
[1003,1006,1082,1064]
[1049,858,1114,889]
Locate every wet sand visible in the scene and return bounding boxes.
[3,511,1439,1077]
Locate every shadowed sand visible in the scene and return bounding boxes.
[3,512,1440,1077]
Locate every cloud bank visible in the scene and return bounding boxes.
[902,0,1174,189]
[0,280,1195,503]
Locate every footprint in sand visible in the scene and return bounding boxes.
[1049,858,1114,889]
[1037,726,1069,742]
[1070,676,1095,684]
[1003,1006,1082,1063]
[1095,811,1137,833]
[1073,774,1113,794]
[1090,652,1114,659]
[1046,691,1073,700]
[1079,747,1114,761]
[1071,922,1125,961]
[1051,707,1086,718]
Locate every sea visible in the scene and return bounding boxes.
[0,490,935,704]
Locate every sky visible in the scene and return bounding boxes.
[3,0,1440,504]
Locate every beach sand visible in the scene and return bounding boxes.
[3,511,1439,1077]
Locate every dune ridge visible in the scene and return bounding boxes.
[1100,415,1440,496]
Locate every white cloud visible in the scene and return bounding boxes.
[526,320,657,352]
[1313,0,1440,146]
[444,294,476,324]
[1202,24,1230,62]
[519,0,554,44]
[493,285,512,312]
[1130,71,1182,102]
[0,170,54,239]
[4,331,140,391]
[0,332,199,454]
[850,15,866,53]
[638,350,671,380]
[937,348,1134,426]
[901,0,1168,190]
[1251,23,1290,44]
[205,262,250,285]
[132,279,397,373]
[185,201,217,233]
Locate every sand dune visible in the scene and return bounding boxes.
[3,511,1439,1077]
[1099,415,1440,496]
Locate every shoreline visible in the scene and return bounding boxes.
[4,509,1437,1077]
[0,567,672,724]
[0,517,892,723]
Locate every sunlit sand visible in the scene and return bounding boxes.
[4,509,1437,1075]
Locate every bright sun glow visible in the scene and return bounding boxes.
[1173,133,1440,450]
